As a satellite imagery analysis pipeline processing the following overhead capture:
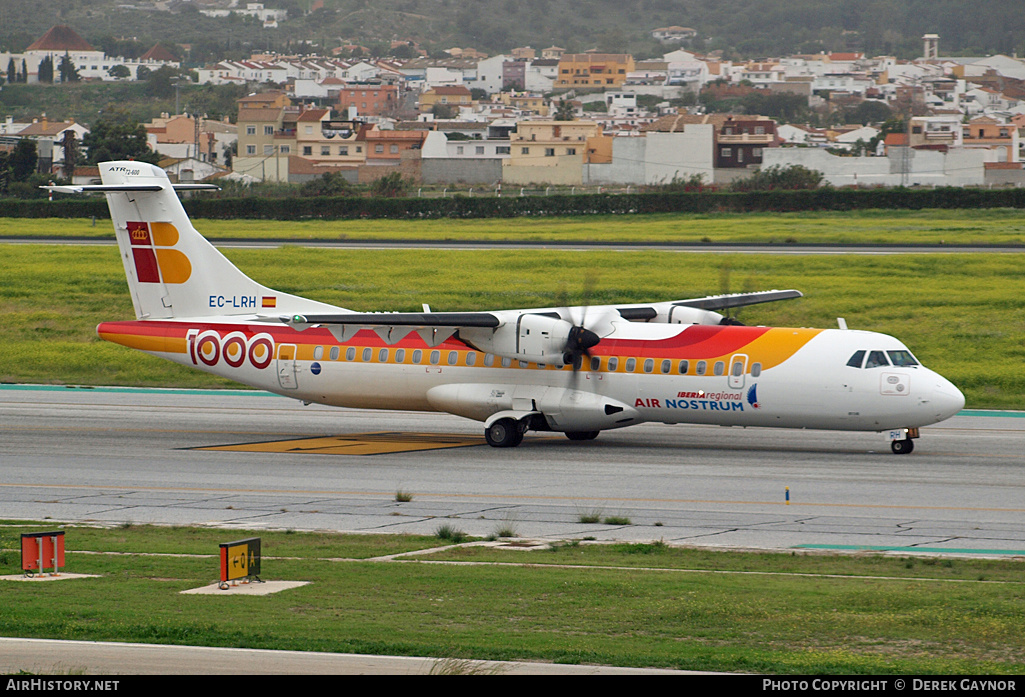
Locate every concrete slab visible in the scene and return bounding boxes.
[180,580,310,595]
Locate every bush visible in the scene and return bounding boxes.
[728,165,825,192]
[7,186,1025,221]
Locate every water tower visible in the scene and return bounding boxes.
[923,34,939,60]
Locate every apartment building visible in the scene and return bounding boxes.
[715,116,780,168]
[554,54,635,90]
[336,83,399,118]
[419,85,474,115]
[962,116,1019,162]
[504,120,604,185]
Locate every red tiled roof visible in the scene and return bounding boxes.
[26,25,95,52]
[430,85,472,95]
[297,109,329,122]
[140,44,178,62]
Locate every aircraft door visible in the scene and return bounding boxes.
[728,354,748,389]
[277,343,299,390]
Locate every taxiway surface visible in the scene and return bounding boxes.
[3,386,1023,556]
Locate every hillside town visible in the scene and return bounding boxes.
[4,23,1025,190]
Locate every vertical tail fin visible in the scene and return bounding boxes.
[92,161,340,320]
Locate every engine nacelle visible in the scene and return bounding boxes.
[649,303,725,325]
[460,313,575,366]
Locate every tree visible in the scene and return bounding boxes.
[845,100,892,126]
[37,56,54,84]
[369,172,409,198]
[145,65,179,99]
[553,99,575,121]
[9,139,38,181]
[59,130,79,180]
[58,52,80,82]
[299,171,355,197]
[82,112,160,165]
[107,64,131,80]
[6,58,15,84]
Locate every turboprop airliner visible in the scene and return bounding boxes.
[48,161,965,453]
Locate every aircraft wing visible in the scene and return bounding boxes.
[672,289,803,311]
[283,312,500,328]
[278,311,501,346]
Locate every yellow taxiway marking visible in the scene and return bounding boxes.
[195,432,485,456]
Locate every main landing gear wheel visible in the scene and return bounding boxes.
[891,438,914,455]
[485,418,524,448]
[564,431,600,441]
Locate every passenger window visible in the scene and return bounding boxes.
[313,346,324,360]
[608,357,619,371]
[412,349,423,363]
[501,357,512,367]
[484,353,495,366]
[846,350,866,368]
[751,362,762,378]
[466,352,477,366]
[643,358,654,373]
[591,356,601,371]
[731,361,743,377]
[519,360,530,368]
[395,349,405,363]
[329,346,339,361]
[448,351,458,365]
[362,347,372,361]
[625,358,636,372]
[864,351,889,369]
[430,350,440,365]
[661,359,671,374]
[887,350,919,367]
[678,360,688,374]
[714,361,725,376]
[379,348,389,362]
[346,347,356,361]
[696,360,706,375]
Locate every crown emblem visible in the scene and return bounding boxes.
[131,228,148,241]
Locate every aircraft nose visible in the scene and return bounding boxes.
[924,376,965,422]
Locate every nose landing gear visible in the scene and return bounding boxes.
[888,427,920,454]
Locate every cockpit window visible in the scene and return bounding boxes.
[846,350,865,368]
[864,350,890,369]
[887,350,919,367]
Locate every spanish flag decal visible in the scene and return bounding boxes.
[261,296,277,308]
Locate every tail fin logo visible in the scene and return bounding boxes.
[126,221,191,285]
[746,384,761,409]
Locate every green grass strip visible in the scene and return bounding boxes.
[1,524,1023,674]
[3,208,1025,245]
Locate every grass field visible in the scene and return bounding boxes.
[1,523,1022,674]
[1,243,1023,408]
[2,208,1025,245]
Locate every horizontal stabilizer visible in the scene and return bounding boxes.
[42,184,220,194]
[674,290,803,311]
